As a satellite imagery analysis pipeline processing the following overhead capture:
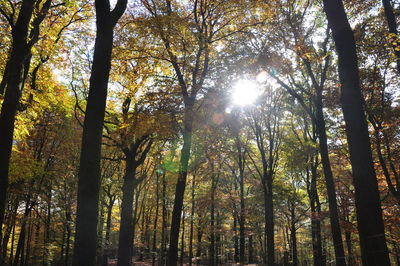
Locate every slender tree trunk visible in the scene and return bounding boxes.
[290,207,298,266]
[117,160,137,266]
[345,231,353,265]
[196,227,203,259]
[167,102,194,266]
[72,0,126,264]
[315,96,346,265]
[249,235,254,264]
[263,176,274,266]
[239,171,245,264]
[160,173,167,266]
[152,173,160,266]
[233,213,239,263]
[209,176,216,266]
[65,210,71,266]
[322,1,390,265]
[308,162,324,266]
[188,174,195,266]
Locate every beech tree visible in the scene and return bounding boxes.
[322,0,390,264]
[72,0,127,265]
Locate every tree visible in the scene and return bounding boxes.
[322,0,390,264]
[72,0,127,264]
[0,0,52,243]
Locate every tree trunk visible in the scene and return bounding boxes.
[322,1,390,265]
[167,102,194,266]
[188,174,195,266]
[0,0,36,238]
[160,172,167,266]
[209,176,216,266]
[233,213,239,263]
[290,207,298,266]
[152,173,160,266]
[248,234,254,264]
[72,0,126,264]
[239,170,245,264]
[264,177,274,266]
[117,160,137,266]
[315,95,346,265]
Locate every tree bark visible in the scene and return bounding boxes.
[167,101,194,266]
[315,95,346,265]
[188,174,195,266]
[0,0,36,241]
[117,164,137,266]
[72,0,126,265]
[322,1,390,264]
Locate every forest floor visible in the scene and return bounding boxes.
[107,257,259,265]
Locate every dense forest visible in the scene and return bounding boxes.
[0,0,399,265]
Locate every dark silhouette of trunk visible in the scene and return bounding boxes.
[167,100,194,266]
[382,0,400,73]
[117,162,137,266]
[238,153,246,264]
[314,94,346,265]
[13,190,35,266]
[160,172,167,266]
[233,211,239,263]
[209,173,217,266]
[152,172,160,266]
[264,183,274,266]
[102,186,116,266]
[322,1,390,264]
[188,174,196,266]
[307,158,324,266]
[0,0,46,239]
[345,230,353,265]
[72,0,126,265]
[117,137,152,266]
[290,206,298,266]
[196,226,203,259]
[248,235,254,264]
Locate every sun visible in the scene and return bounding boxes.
[232,79,260,106]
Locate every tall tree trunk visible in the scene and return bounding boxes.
[290,206,298,266]
[72,1,126,265]
[160,172,167,266]
[315,95,346,265]
[196,226,203,259]
[239,170,245,264]
[209,176,216,266]
[167,102,194,266]
[322,1,390,265]
[309,166,324,266]
[152,173,160,266]
[117,160,137,266]
[263,177,274,266]
[248,234,254,264]
[188,174,195,266]
[233,212,239,263]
